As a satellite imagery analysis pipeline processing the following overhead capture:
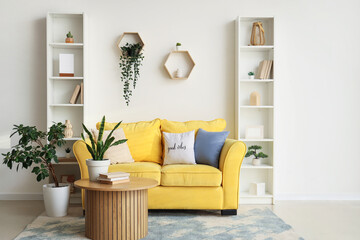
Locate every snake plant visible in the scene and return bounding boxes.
[81,116,127,160]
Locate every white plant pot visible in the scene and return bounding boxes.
[252,158,261,166]
[176,46,181,51]
[65,153,71,158]
[43,183,70,217]
[249,75,255,79]
[86,159,110,181]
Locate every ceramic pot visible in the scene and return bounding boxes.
[86,159,110,181]
[249,75,255,79]
[252,158,261,166]
[43,183,70,217]
[176,46,181,51]
[65,153,71,158]
[66,38,74,43]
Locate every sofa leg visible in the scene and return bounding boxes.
[83,209,85,216]
[221,209,237,215]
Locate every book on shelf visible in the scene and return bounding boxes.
[99,171,130,179]
[256,60,273,79]
[69,85,81,104]
[80,83,84,104]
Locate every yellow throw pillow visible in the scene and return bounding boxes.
[96,119,162,164]
[91,128,134,165]
[160,119,227,159]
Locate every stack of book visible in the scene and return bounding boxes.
[97,171,130,185]
[256,60,273,79]
[69,83,84,104]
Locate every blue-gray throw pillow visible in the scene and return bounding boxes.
[194,128,230,168]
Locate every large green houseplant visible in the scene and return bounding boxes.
[82,116,127,181]
[2,122,71,217]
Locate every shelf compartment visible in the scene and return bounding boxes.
[49,43,84,49]
[50,77,84,80]
[47,13,83,43]
[50,104,83,107]
[164,51,195,80]
[48,106,83,138]
[239,108,274,139]
[50,47,83,77]
[239,82,273,106]
[238,17,274,46]
[49,79,83,105]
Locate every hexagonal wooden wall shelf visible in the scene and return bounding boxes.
[117,32,145,53]
[164,51,195,80]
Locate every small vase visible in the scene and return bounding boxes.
[249,75,255,79]
[65,153,71,158]
[65,38,74,43]
[252,158,261,166]
[175,68,182,78]
[64,120,73,138]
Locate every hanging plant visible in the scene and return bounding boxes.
[119,43,144,106]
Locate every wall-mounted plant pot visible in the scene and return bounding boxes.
[117,32,145,54]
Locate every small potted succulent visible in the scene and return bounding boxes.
[2,122,70,217]
[248,71,255,79]
[65,31,74,43]
[82,116,127,181]
[176,42,182,51]
[245,145,268,166]
[65,147,71,158]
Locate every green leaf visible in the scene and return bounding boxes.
[111,139,127,147]
[98,116,106,142]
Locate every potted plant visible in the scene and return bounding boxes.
[119,43,145,106]
[248,71,255,79]
[65,147,71,158]
[65,31,74,43]
[245,145,268,166]
[82,116,127,181]
[176,42,182,51]
[2,122,70,217]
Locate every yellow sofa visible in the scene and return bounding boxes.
[73,119,246,215]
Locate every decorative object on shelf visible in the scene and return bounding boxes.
[164,51,196,80]
[248,72,255,79]
[176,42,182,51]
[175,68,182,78]
[245,125,264,139]
[250,21,265,46]
[65,31,74,43]
[82,116,128,181]
[2,122,70,217]
[249,182,266,195]
[117,32,145,106]
[59,53,74,77]
[65,147,71,158]
[245,145,268,166]
[64,120,74,138]
[61,175,75,193]
[250,91,260,106]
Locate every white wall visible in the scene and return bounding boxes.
[0,0,359,199]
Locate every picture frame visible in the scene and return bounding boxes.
[245,125,264,139]
[61,175,76,193]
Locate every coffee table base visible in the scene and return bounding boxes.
[85,189,148,240]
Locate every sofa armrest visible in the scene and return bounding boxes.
[219,139,246,209]
[73,140,92,180]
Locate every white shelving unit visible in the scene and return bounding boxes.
[236,16,275,204]
[47,12,85,203]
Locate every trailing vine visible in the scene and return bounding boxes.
[119,43,144,106]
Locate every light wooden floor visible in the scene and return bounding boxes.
[0,200,359,240]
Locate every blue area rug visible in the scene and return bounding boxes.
[15,207,303,240]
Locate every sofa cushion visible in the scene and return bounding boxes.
[97,119,162,164]
[161,164,222,187]
[108,162,161,184]
[163,131,196,165]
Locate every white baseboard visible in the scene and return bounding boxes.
[276,193,360,201]
[0,193,43,200]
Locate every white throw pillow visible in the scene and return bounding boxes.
[163,130,196,165]
[92,128,134,164]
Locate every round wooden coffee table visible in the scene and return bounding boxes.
[75,177,158,240]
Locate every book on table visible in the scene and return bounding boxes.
[99,171,130,179]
